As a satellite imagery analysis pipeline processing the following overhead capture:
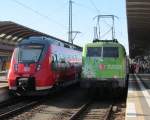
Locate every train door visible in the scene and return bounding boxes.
[51,54,58,71]
[51,54,60,83]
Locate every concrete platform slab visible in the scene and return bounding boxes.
[126,74,150,120]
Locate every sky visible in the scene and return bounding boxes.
[0,0,129,54]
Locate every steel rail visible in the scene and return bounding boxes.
[68,101,113,120]
[103,105,113,120]
[68,101,91,120]
[0,99,39,119]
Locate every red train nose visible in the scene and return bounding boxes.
[16,63,37,75]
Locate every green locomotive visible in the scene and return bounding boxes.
[81,39,129,96]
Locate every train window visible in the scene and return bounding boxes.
[60,58,65,63]
[18,45,43,63]
[29,37,44,41]
[61,43,64,47]
[51,54,58,71]
[14,47,19,60]
[58,42,64,47]
[52,54,57,63]
[58,42,60,46]
[87,47,102,57]
[64,44,70,48]
[47,38,54,43]
[57,54,60,62]
[103,47,119,57]
[55,41,60,46]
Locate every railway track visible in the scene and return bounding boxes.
[0,98,40,119]
[68,101,113,120]
[0,86,86,120]
[0,86,117,120]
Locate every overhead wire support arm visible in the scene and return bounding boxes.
[72,31,81,42]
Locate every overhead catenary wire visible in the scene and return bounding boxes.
[74,1,112,39]
[74,1,112,28]
[74,2,96,14]
[10,0,66,29]
[89,0,100,13]
[68,0,114,41]
[88,0,114,40]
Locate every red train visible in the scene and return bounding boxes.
[7,36,82,96]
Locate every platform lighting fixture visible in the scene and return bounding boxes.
[17,38,23,42]
[6,35,12,39]
[12,36,18,41]
[0,33,6,38]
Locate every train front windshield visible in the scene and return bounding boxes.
[87,47,102,57]
[103,47,118,57]
[18,45,44,63]
[87,47,118,57]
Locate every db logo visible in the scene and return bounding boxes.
[99,64,105,70]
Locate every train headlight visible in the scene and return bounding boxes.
[113,75,118,79]
[14,64,18,72]
[37,64,41,71]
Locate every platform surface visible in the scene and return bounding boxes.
[0,74,8,88]
[126,74,150,120]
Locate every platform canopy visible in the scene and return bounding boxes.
[0,21,81,52]
[0,21,50,47]
[127,0,150,58]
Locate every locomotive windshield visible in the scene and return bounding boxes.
[87,47,102,57]
[103,47,118,57]
[87,47,118,58]
[18,44,44,63]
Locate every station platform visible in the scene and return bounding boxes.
[0,74,9,102]
[0,76,7,83]
[0,71,8,84]
[0,81,8,88]
[126,74,150,120]
[0,71,8,88]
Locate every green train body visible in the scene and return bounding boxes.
[81,40,128,90]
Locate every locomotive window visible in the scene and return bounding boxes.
[103,47,119,57]
[87,47,102,57]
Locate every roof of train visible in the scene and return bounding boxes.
[85,39,125,48]
[19,36,82,51]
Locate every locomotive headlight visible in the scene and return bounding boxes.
[14,64,18,72]
[37,64,41,71]
[113,75,118,79]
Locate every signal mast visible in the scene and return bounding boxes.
[68,0,81,44]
